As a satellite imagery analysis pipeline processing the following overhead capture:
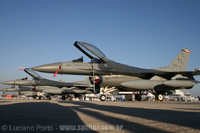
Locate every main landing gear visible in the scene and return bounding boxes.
[134,91,144,101]
[155,94,164,101]
[149,90,164,101]
[62,94,73,101]
[100,95,106,101]
[136,90,164,101]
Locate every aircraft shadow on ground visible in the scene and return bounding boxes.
[0,102,97,132]
[0,101,200,132]
[0,101,11,103]
[0,101,168,132]
[59,101,200,131]
[175,108,200,111]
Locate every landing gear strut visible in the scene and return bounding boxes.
[149,90,164,101]
[66,95,72,101]
[61,94,73,101]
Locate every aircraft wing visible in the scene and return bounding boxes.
[39,78,92,88]
[96,68,200,80]
[135,70,200,80]
[151,70,200,78]
[62,87,93,94]
[191,70,200,76]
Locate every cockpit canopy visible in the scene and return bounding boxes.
[24,68,41,79]
[74,41,109,63]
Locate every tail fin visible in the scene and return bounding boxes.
[168,49,191,71]
[157,49,191,71]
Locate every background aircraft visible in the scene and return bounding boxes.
[0,85,37,98]
[32,41,200,101]
[2,68,95,100]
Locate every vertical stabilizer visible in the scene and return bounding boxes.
[168,49,191,71]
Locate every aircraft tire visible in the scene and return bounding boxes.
[100,95,106,101]
[156,94,164,101]
[47,96,51,100]
[135,94,142,101]
[62,96,66,100]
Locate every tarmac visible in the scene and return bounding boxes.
[0,99,200,133]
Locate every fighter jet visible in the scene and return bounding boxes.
[2,68,95,100]
[3,68,90,88]
[0,86,31,92]
[32,41,200,101]
[0,85,38,98]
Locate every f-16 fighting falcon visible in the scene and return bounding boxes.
[31,41,200,101]
[2,68,95,100]
[0,86,37,98]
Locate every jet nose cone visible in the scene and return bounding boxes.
[31,62,62,73]
[2,81,14,85]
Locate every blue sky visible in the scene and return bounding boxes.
[0,0,200,97]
